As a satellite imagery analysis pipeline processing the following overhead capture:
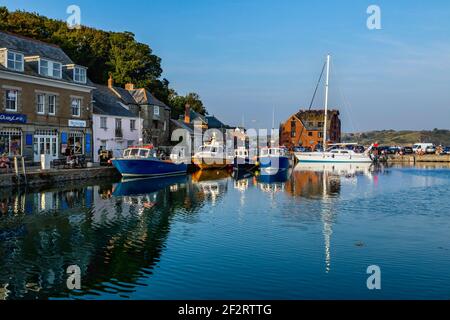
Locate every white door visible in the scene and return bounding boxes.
[34,135,58,163]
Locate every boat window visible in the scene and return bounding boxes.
[331,150,339,154]
[130,149,139,157]
[340,151,349,154]
[124,149,131,157]
[139,149,149,158]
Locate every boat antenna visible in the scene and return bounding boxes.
[323,54,331,151]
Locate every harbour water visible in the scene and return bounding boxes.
[1,164,450,300]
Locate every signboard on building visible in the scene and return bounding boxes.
[68,119,87,128]
[0,113,27,124]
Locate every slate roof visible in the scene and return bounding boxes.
[205,115,227,129]
[170,119,194,134]
[129,89,169,110]
[93,84,137,118]
[0,31,93,86]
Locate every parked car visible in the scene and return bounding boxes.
[388,146,401,154]
[440,147,450,155]
[413,143,434,154]
[425,145,436,154]
[401,146,414,155]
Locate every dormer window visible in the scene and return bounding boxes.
[73,67,87,84]
[39,59,62,79]
[6,51,24,72]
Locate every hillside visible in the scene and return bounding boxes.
[343,129,450,146]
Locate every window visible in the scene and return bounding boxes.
[48,95,56,115]
[308,132,313,137]
[73,67,87,83]
[52,62,62,78]
[39,59,62,78]
[130,119,136,131]
[0,128,22,156]
[100,117,107,129]
[115,119,122,138]
[39,59,49,75]
[37,94,45,114]
[68,131,84,155]
[154,106,160,116]
[5,90,18,111]
[71,98,81,117]
[7,51,24,71]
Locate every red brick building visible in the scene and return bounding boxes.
[280,109,341,150]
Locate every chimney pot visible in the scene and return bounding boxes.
[184,104,191,124]
[125,83,134,90]
[108,73,113,88]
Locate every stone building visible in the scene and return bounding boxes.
[0,31,94,163]
[106,78,171,146]
[280,109,341,150]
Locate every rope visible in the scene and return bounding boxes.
[298,61,327,144]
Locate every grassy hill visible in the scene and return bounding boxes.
[343,129,450,146]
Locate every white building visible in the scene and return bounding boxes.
[92,84,142,162]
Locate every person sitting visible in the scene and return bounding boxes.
[0,154,10,172]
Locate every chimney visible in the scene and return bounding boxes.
[184,104,191,124]
[125,83,134,90]
[108,73,114,88]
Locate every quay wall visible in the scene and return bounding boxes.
[388,155,450,163]
[0,167,121,188]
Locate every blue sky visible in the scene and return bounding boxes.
[1,0,450,131]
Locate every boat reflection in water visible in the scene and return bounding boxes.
[113,176,187,197]
[286,162,376,273]
[256,170,290,194]
[191,170,230,205]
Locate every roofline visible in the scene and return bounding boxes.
[0,69,95,92]
[0,31,62,49]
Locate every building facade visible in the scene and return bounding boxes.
[92,84,142,162]
[0,31,94,163]
[280,109,341,150]
[106,79,171,147]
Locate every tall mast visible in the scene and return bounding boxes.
[323,54,330,151]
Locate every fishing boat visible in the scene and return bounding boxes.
[259,146,290,175]
[295,54,373,164]
[112,145,187,177]
[233,146,258,172]
[192,136,233,170]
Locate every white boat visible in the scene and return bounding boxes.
[192,135,233,170]
[295,55,372,164]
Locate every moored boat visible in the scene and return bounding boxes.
[112,146,187,178]
[233,146,258,172]
[192,136,233,170]
[259,146,290,175]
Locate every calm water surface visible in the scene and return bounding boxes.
[1,163,450,300]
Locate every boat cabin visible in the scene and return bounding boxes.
[260,147,288,157]
[123,146,156,159]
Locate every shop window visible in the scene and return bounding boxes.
[0,128,22,156]
[68,132,84,155]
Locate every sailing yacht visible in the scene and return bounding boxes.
[295,55,373,164]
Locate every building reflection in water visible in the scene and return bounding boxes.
[287,162,375,273]
[0,175,206,300]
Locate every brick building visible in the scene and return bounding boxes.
[280,109,341,150]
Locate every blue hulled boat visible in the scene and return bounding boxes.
[259,147,290,175]
[112,146,187,178]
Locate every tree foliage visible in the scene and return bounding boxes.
[0,7,205,117]
[169,92,208,119]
